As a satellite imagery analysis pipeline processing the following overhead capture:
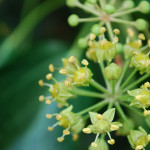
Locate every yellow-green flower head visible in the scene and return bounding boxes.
[104,63,122,80]
[124,41,140,59]
[49,82,74,107]
[128,82,150,115]
[73,67,93,86]
[62,56,80,75]
[89,138,109,150]
[128,127,150,150]
[83,109,122,147]
[130,53,150,74]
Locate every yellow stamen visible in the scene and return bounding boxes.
[144,82,150,88]
[91,142,97,147]
[96,114,103,120]
[114,29,120,34]
[46,73,53,80]
[57,137,64,142]
[89,33,96,41]
[107,139,115,145]
[136,145,143,150]
[57,103,63,108]
[110,125,119,131]
[63,130,70,135]
[59,69,67,75]
[88,41,93,47]
[39,80,44,87]
[137,40,142,48]
[148,40,150,48]
[100,27,106,34]
[82,128,91,134]
[135,95,142,101]
[46,114,52,119]
[144,110,150,116]
[113,37,119,43]
[72,134,79,141]
[65,80,71,87]
[138,33,146,40]
[147,134,150,142]
[49,64,54,72]
[48,126,53,132]
[69,56,75,63]
[127,28,135,37]
[81,59,89,66]
[45,99,51,104]
[56,114,62,120]
[39,95,45,102]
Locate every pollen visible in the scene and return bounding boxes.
[135,95,142,101]
[81,59,89,66]
[48,126,53,132]
[110,125,119,131]
[63,130,70,135]
[83,128,91,134]
[89,33,96,41]
[39,80,44,87]
[49,64,54,72]
[59,69,67,75]
[96,114,103,120]
[107,139,115,145]
[72,134,78,141]
[91,142,97,147]
[45,99,51,104]
[69,56,75,63]
[57,137,64,142]
[56,114,62,120]
[138,33,145,40]
[114,29,120,34]
[65,80,71,87]
[144,110,150,116]
[100,27,106,34]
[127,28,135,37]
[46,114,52,119]
[136,145,143,150]
[46,73,53,80]
[39,95,45,102]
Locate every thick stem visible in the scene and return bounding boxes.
[77,100,108,115]
[111,18,135,26]
[121,69,137,89]
[79,17,101,22]
[90,79,108,94]
[106,22,114,41]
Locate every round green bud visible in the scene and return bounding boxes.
[104,4,116,14]
[122,0,135,9]
[139,1,150,14]
[115,43,123,54]
[104,63,122,80]
[78,38,88,49]
[68,14,79,27]
[91,24,101,36]
[86,0,97,4]
[135,19,147,31]
[66,0,77,7]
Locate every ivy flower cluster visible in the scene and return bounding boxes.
[38,0,150,149]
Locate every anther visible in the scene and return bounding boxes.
[135,95,142,101]
[39,95,45,102]
[144,110,150,116]
[114,29,120,34]
[49,64,54,72]
[57,137,64,142]
[148,40,150,48]
[147,134,150,142]
[91,142,97,147]
[113,37,119,43]
[88,41,93,47]
[39,80,44,87]
[46,114,52,119]
[56,114,62,120]
[137,40,142,48]
[89,33,96,41]
[144,82,150,88]
[96,114,103,120]
[63,130,70,135]
[59,69,67,75]
[72,134,78,141]
[136,145,143,150]
[69,56,75,63]
[138,33,145,40]
[45,99,51,104]
[100,27,106,34]
[48,126,53,132]
[81,59,89,66]
[82,128,91,134]
[107,139,115,145]
[110,125,119,131]
[46,73,53,80]
[65,80,71,87]
[127,28,135,37]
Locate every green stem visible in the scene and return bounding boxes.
[122,73,150,93]
[111,18,135,26]
[79,17,101,22]
[70,88,105,98]
[115,102,132,129]
[0,0,65,69]
[121,69,137,89]
[99,0,105,8]
[121,102,143,117]
[99,62,110,90]
[111,80,115,95]
[106,22,114,41]
[116,59,130,91]
[110,0,116,5]
[112,7,139,17]
[90,79,108,94]
[107,101,114,109]
[76,1,100,16]
[77,100,107,115]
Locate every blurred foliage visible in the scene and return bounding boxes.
[0,0,150,150]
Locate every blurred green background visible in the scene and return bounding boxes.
[0,0,150,150]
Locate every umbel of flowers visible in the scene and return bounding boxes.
[38,0,150,149]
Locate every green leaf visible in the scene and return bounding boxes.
[102,108,115,122]
[89,111,98,125]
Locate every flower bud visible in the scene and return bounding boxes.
[135,19,147,31]
[91,24,101,36]
[87,0,97,4]
[104,63,122,80]
[122,0,135,9]
[104,4,116,14]
[139,1,150,14]
[68,14,79,27]
[78,38,88,49]
[74,67,93,86]
[66,0,78,7]
[115,43,123,54]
